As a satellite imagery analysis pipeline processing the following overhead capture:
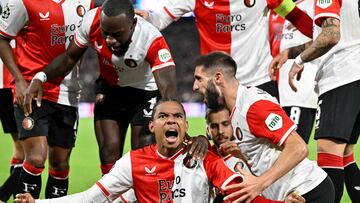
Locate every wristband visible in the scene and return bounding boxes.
[274,0,296,18]
[33,72,47,83]
[295,55,304,66]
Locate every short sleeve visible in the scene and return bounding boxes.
[74,9,98,48]
[145,36,175,72]
[203,151,242,192]
[246,100,296,145]
[96,153,133,201]
[0,0,28,39]
[314,0,341,26]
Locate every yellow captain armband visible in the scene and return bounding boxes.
[274,0,296,18]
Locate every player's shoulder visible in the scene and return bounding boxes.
[135,15,163,40]
[130,144,156,157]
[237,86,278,109]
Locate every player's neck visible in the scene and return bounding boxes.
[223,81,239,111]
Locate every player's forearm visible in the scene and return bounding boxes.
[154,66,179,99]
[259,132,308,189]
[35,185,108,203]
[299,18,340,63]
[42,52,78,82]
[0,36,25,83]
[287,41,312,59]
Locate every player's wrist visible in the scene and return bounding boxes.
[294,55,304,66]
[33,71,47,83]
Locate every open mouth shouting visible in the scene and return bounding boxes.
[165,129,179,144]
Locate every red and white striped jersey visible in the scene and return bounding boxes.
[95,144,241,202]
[230,85,327,200]
[313,0,360,95]
[0,0,94,106]
[269,0,318,109]
[74,8,175,91]
[147,0,272,86]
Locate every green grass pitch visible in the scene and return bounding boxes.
[1,117,358,202]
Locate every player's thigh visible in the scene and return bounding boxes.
[314,80,360,143]
[283,106,316,143]
[0,88,18,134]
[130,89,161,148]
[302,176,335,203]
[47,102,78,149]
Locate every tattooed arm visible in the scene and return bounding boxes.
[297,18,340,62]
[288,17,340,92]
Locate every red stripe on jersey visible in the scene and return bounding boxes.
[314,0,341,26]
[145,36,174,69]
[246,100,295,145]
[203,151,240,192]
[317,152,343,169]
[229,106,236,122]
[194,0,231,54]
[96,182,110,196]
[163,6,176,20]
[0,30,15,39]
[268,10,285,57]
[119,194,128,203]
[343,153,355,167]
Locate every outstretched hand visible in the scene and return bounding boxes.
[14,193,35,203]
[185,135,209,160]
[23,79,43,116]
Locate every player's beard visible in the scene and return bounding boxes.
[205,79,224,109]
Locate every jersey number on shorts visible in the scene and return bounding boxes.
[290,107,301,125]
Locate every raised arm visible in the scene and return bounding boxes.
[23,40,87,115]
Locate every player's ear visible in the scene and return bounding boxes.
[148,121,155,133]
[214,72,223,85]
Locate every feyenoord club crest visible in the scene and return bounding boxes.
[22,117,35,130]
[235,127,243,141]
[234,161,245,172]
[76,5,86,17]
[183,156,197,169]
[124,59,137,68]
[244,0,256,7]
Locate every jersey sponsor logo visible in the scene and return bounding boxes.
[244,0,256,8]
[39,12,50,21]
[265,113,283,131]
[235,127,243,141]
[124,58,137,68]
[204,1,214,9]
[158,176,186,202]
[50,24,77,46]
[145,166,157,175]
[234,161,245,172]
[1,3,10,19]
[215,13,246,33]
[158,49,171,63]
[76,5,86,17]
[317,0,333,9]
[22,117,35,130]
